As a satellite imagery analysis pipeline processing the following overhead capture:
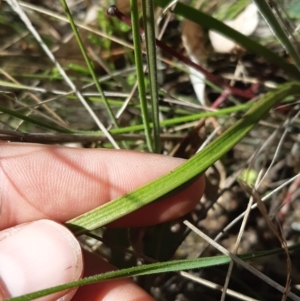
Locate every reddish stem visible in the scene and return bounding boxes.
[107,5,256,100]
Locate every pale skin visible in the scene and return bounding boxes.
[0,142,205,300]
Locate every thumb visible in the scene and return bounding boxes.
[0,220,83,300]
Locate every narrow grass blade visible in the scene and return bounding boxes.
[66,82,300,235]
[142,0,160,153]
[0,102,252,136]
[6,243,300,301]
[0,104,73,133]
[252,0,300,72]
[130,0,153,152]
[6,0,118,148]
[108,102,252,134]
[59,0,119,128]
[154,0,300,79]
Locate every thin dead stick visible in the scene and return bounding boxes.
[257,110,300,188]
[13,0,178,72]
[16,0,134,50]
[116,80,139,119]
[184,220,300,301]
[0,131,185,143]
[6,0,119,149]
[181,271,259,301]
[221,171,264,301]
[212,173,300,245]
[0,68,67,127]
[240,183,292,301]
[162,0,179,15]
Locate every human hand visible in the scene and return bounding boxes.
[0,142,205,300]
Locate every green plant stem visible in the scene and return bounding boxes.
[252,0,300,72]
[0,104,73,133]
[107,5,255,99]
[130,0,153,152]
[7,243,300,301]
[0,102,253,136]
[142,0,160,153]
[59,0,119,128]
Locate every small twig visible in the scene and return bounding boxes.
[221,172,264,301]
[212,172,300,247]
[184,221,300,301]
[279,176,300,221]
[240,183,292,301]
[257,109,300,188]
[0,131,185,143]
[181,271,259,301]
[0,68,67,127]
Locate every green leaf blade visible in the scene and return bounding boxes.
[66,82,300,235]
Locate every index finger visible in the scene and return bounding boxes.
[0,142,205,229]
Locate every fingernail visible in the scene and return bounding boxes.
[0,219,83,300]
